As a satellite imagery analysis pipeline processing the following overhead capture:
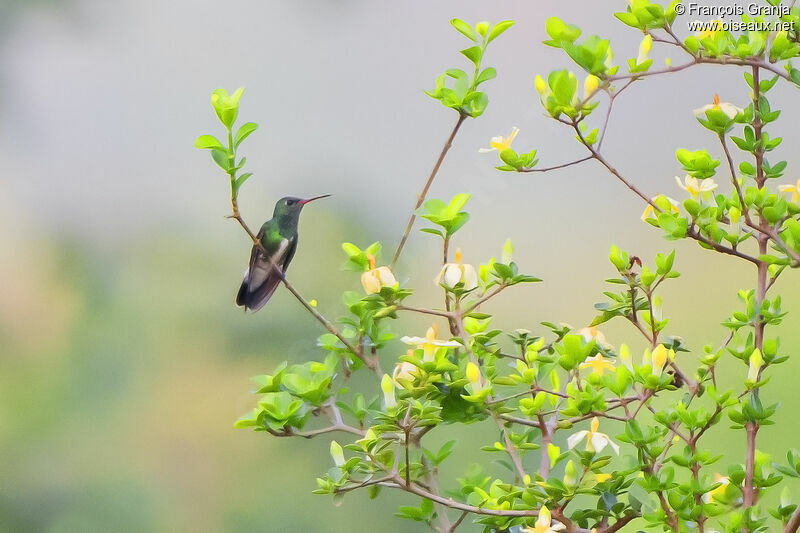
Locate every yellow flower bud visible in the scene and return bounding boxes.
[584,75,600,98]
[729,207,741,224]
[652,344,668,374]
[534,75,547,96]
[619,343,632,370]
[563,460,578,486]
[381,374,396,408]
[475,21,490,36]
[638,34,652,64]
[466,362,482,391]
[747,348,764,382]
[330,440,345,466]
[604,47,614,69]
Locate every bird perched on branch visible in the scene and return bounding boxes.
[236,195,330,311]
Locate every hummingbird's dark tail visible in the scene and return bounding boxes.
[236,238,296,312]
[236,267,282,312]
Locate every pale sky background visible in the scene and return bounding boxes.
[3,0,783,316]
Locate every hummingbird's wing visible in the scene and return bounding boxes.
[236,236,297,312]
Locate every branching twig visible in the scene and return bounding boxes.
[392,113,467,267]
[226,191,380,373]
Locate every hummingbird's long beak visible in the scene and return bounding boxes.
[299,194,331,205]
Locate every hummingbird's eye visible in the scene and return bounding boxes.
[286,199,294,206]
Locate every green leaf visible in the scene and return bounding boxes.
[194,134,224,150]
[487,20,514,43]
[450,18,478,42]
[234,122,258,148]
[499,149,518,167]
[235,172,253,190]
[460,46,482,66]
[475,67,496,85]
[211,148,232,172]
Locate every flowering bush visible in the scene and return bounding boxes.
[196,4,800,532]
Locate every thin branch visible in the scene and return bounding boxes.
[396,304,454,319]
[785,505,800,533]
[463,284,508,315]
[719,134,800,266]
[392,113,467,267]
[447,511,468,533]
[518,156,592,173]
[269,423,365,439]
[570,122,656,208]
[608,56,791,85]
[226,195,380,374]
[569,120,762,265]
[494,415,527,482]
[598,80,634,150]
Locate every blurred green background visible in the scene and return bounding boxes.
[2,0,799,531]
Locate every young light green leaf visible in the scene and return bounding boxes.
[487,20,514,43]
[211,148,232,172]
[476,68,497,86]
[450,18,477,42]
[234,122,258,148]
[460,46,482,66]
[194,135,224,150]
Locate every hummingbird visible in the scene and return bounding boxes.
[236,194,330,312]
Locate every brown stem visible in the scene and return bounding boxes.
[447,511,468,533]
[392,113,467,268]
[719,134,800,265]
[785,505,800,533]
[608,56,791,84]
[538,413,551,478]
[463,284,507,315]
[743,421,759,508]
[518,155,592,173]
[396,304,454,319]
[741,65,766,532]
[269,423,365,439]
[570,121,762,265]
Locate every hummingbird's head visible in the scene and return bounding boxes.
[273,194,331,218]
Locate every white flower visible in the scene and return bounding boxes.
[522,505,566,533]
[393,358,417,385]
[479,127,519,153]
[567,416,620,455]
[435,249,478,290]
[693,94,741,120]
[696,19,722,40]
[360,254,397,294]
[703,473,730,503]
[778,178,800,203]
[675,174,718,200]
[401,323,460,362]
[579,354,616,376]
[641,196,680,222]
[578,326,610,348]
